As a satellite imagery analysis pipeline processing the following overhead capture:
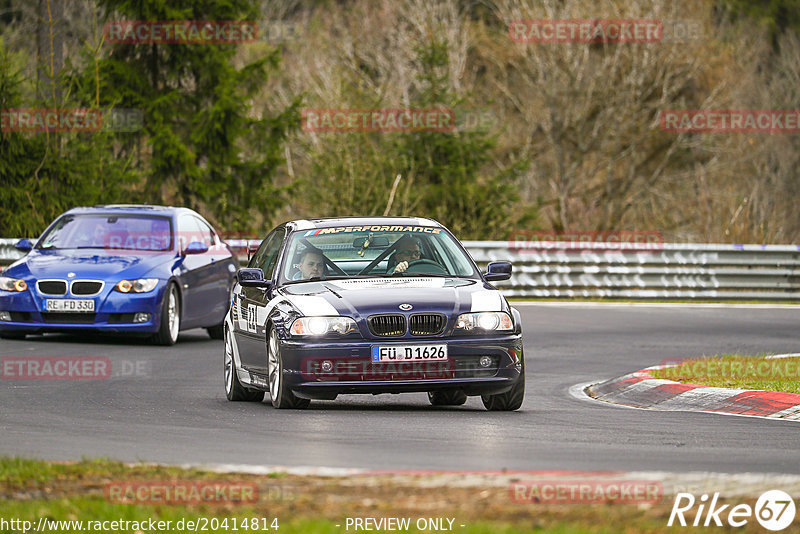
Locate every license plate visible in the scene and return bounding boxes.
[45,299,95,312]
[371,344,447,362]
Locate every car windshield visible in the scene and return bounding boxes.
[281,225,479,282]
[37,214,173,251]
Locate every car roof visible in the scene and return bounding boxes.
[286,217,442,230]
[63,205,194,217]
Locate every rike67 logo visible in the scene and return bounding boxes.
[668,490,796,531]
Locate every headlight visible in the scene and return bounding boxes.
[290,316,358,336]
[0,276,27,292]
[455,312,513,332]
[115,278,159,293]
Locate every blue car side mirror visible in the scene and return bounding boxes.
[14,239,33,252]
[237,268,272,288]
[484,261,512,282]
[183,241,209,255]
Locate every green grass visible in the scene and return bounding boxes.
[0,457,698,533]
[0,498,673,534]
[0,457,268,489]
[649,354,800,393]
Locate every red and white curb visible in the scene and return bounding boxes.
[584,361,800,422]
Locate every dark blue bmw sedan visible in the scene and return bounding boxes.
[0,205,237,345]
[224,217,525,410]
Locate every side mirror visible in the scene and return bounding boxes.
[237,268,272,288]
[484,261,512,282]
[183,241,209,255]
[14,239,33,252]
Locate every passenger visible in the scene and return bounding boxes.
[294,249,326,280]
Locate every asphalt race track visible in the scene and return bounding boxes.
[1,304,799,474]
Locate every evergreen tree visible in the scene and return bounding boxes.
[90,0,300,232]
[0,43,138,237]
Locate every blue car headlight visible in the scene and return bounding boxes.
[0,276,28,292]
[455,312,513,333]
[289,316,358,337]
[114,278,159,293]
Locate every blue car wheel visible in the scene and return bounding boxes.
[152,283,180,346]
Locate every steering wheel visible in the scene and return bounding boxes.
[396,259,448,275]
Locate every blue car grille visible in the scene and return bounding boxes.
[37,280,67,295]
[8,312,32,322]
[409,314,446,336]
[40,312,97,324]
[108,313,137,324]
[367,314,406,337]
[71,281,102,296]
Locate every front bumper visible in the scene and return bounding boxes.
[0,284,165,335]
[278,334,524,399]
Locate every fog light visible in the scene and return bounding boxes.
[479,355,493,368]
[0,311,11,322]
[133,313,150,323]
[321,360,333,372]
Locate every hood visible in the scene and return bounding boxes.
[280,277,506,318]
[14,249,175,280]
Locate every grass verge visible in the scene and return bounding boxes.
[0,457,736,533]
[649,354,800,394]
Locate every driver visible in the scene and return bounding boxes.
[75,220,108,248]
[294,249,326,280]
[388,236,422,274]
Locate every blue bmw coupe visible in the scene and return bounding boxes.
[0,205,237,345]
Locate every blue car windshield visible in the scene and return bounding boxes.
[281,226,479,282]
[37,214,173,251]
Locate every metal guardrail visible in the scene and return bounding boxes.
[3,238,800,301]
[464,241,800,301]
[0,239,23,264]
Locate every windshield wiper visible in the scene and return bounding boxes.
[374,272,452,278]
[283,275,352,285]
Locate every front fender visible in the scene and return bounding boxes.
[510,305,523,335]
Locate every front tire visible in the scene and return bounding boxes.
[207,324,224,340]
[152,283,180,346]
[224,326,264,402]
[267,326,309,409]
[428,390,467,406]
[481,366,525,411]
